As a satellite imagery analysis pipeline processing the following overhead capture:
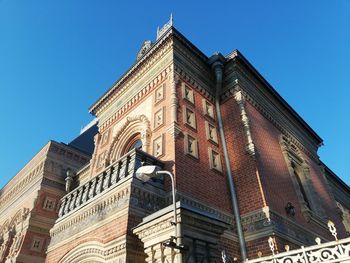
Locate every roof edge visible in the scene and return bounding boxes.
[227,49,323,145]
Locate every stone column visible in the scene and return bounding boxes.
[133,202,229,263]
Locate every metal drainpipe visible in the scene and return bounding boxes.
[209,54,248,261]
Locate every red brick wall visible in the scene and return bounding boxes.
[174,80,232,212]
[246,101,345,238]
[45,214,129,263]
[220,97,265,214]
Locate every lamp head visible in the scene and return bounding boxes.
[135,165,161,182]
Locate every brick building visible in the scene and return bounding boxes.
[1,20,349,263]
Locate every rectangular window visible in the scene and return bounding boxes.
[184,133,198,158]
[183,106,196,129]
[208,147,222,172]
[101,129,110,146]
[43,197,56,211]
[96,151,106,169]
[154,107,164,129]
[182,84,194,104]
[153,135,164,157]
[31,237,44,252]
[203,99,215,119]
[205,121,218,144]
[155,83,165,104]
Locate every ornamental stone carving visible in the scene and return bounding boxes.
[106,115,151,163]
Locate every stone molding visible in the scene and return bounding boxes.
[0,161,44,214]
[240,207,328,245]
[50,184,130,239]
[174,63,214,102]
[91,32,173,117]
[222,69,320,162]
[58,240,126,263]
[0,141,89,215]
[106,115,151,163]
[177,193,235,225]
[279,135,327,224]
[134,201,230,263]
[233,88,256,156]
[0,207,30,262]
[98,65,171,132]
[49,180,166,248]
[90,26,209,117]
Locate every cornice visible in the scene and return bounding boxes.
[90,26,210,117]
[223,77,320,162]
[90,30,174,116]
[98,65,171,132]
[0,141,90,217]
[174,64,214,102]
[0,142,50,195]
[225,51,322,146]
[0,161,44,214]
[240,208,329,245]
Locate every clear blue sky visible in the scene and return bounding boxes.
[0,1,349,188]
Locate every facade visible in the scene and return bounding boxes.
[1,21,349,263]
[0,140,92,263]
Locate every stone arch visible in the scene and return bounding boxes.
[8,208,29,230]
[59,241,105,263]
[106,114,151,164]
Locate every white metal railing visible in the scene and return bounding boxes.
[246,221,350,263]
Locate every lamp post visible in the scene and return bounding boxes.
[135,165,184,251]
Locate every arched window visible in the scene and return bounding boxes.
[121,133,143,155]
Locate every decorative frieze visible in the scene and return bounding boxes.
[91,31,174,117]
[98,65,171,132]
[59,241,127,263]
[0,161,44,212]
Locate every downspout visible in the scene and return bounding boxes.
[209,53,248,261]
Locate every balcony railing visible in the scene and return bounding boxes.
[57,149,164,218]
[246,221,350,263]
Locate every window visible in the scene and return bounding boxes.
[183,106,196,129]
[101,129,110,146]
[155,83,165,104]
[121,133,143,156]
[154,108,164,129]
[96,151,107,169]
[153,135,163,157]
[205,121,218,144]
[43,197,56,211]
[293,164,311,209]
[31,237,44,252]
[203,99,215,119]
[208,148,222,172]
[280,136,326,222]
[184,133,198,158]
[182,84,194,104]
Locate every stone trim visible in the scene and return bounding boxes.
[279,136,327,225]
[98,65,171,132]
[174,64,214,102]
[90,32,173,117]
[58,240,126,263]
[223,79,320,162]
[233,89,256,156]
[240,207,328,245]
[106,115,151,163]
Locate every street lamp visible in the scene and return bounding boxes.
[135,165,185,250]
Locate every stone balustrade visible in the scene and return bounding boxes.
[58,149,164,218]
